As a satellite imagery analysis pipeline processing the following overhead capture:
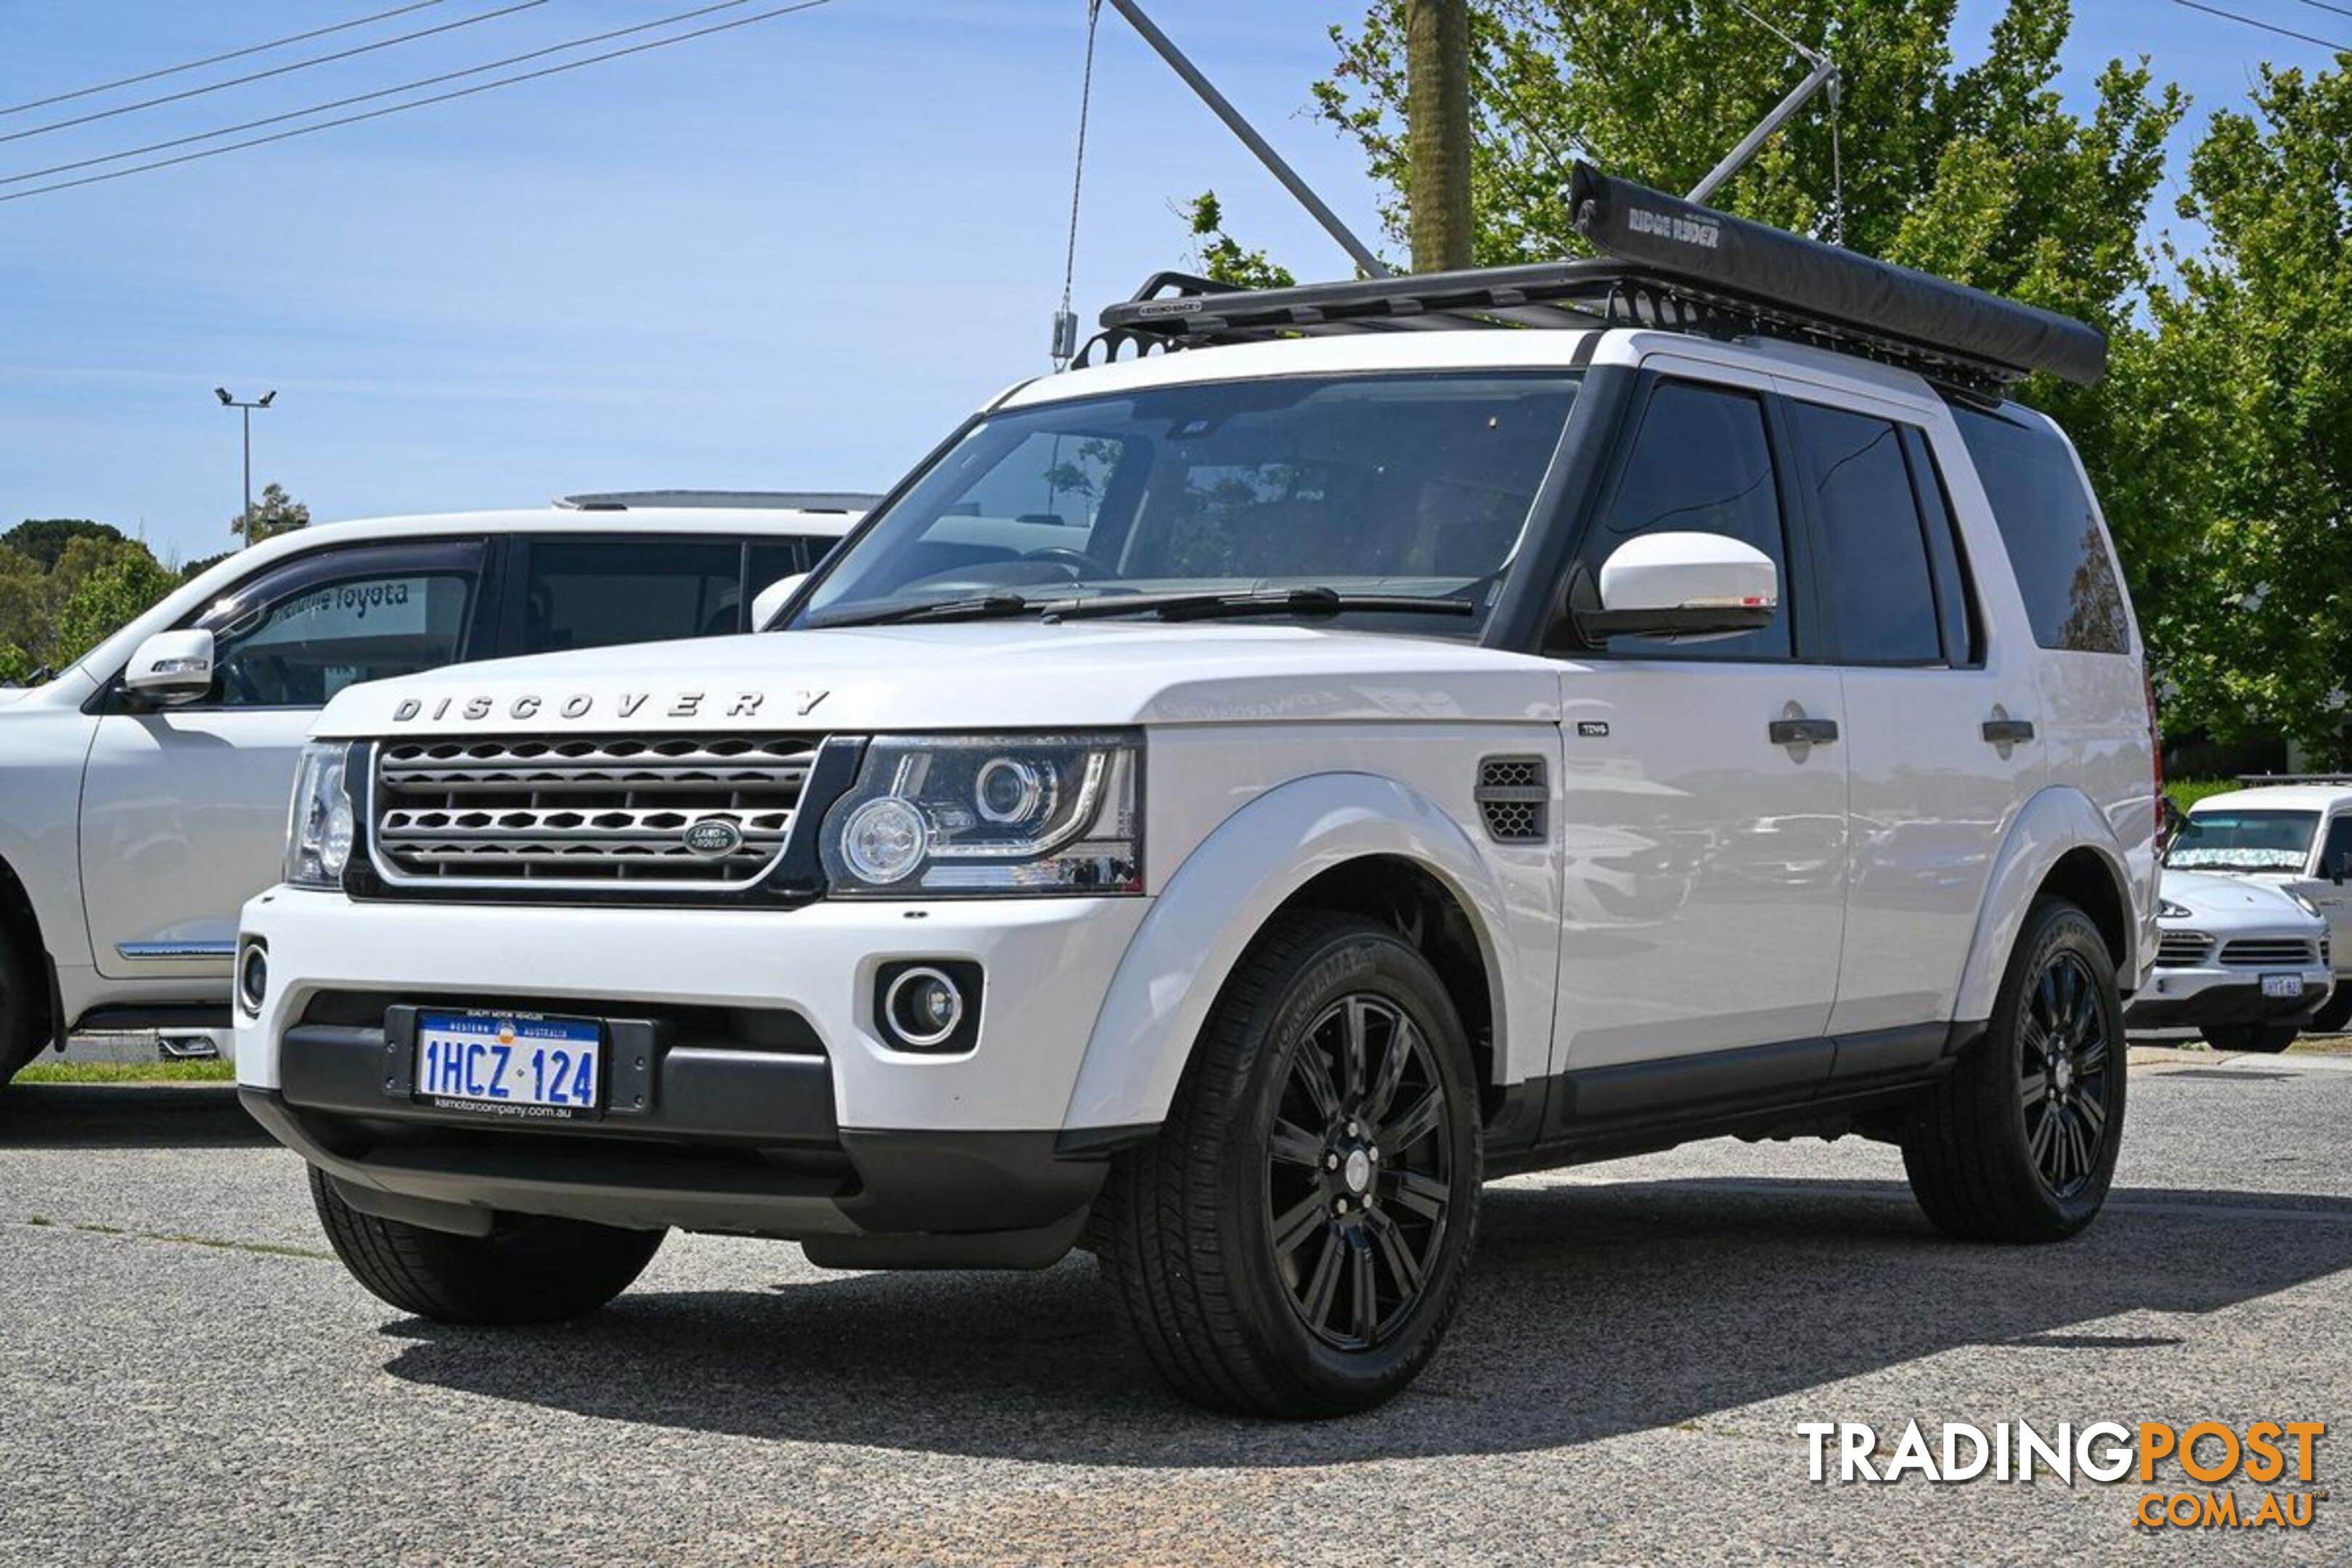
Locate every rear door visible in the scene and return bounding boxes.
[495,534,825,656]
[1776,388,2043,1058]
[80,540,488,982]
[1545,365,1849,1097]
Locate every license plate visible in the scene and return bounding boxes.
[414,1010,601,1119]
[2261,973,2305,1000]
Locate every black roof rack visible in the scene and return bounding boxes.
[1087,164,2106,394]
[555,490,884,513]
[2231,774,2352,788]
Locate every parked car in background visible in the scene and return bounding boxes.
[2165,783,2352,1032]
[2125,869,2330,1050]
[0,494,870,1084]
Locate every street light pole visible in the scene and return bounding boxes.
[213,386,277,545]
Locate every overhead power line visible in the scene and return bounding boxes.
[2298,1,2352,24]
[0,0,552,146]
[3,0,765,188]
[0,0,836,205]
[2171,0,2348,51]
[0,1,451,118]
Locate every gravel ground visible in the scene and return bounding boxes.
[1,1046,2345,1565]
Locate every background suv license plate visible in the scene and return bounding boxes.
[415,1012,602,1119]
[2260,973,2304,1000]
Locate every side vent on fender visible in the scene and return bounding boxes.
[1476,755,1548,843]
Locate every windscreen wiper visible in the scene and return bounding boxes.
[812,585,1476,630]
[1048,587,1477,622]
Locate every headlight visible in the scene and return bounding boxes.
[2290,891,2322,918]
[820,734,1141,896]
[286,741,356,889]
[2159,898,2192,920]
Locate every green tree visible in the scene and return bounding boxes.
[3,518,123,572]
[232,482,310,545]
[50,541,177,669]
[0,547,41,682]
[2117,62,2352,762]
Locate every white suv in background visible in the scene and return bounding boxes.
[0,494,867,1082]
[2164,783,2352,1034]
[235,169,2157,1417]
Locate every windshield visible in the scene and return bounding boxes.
[796,372,1583,634]
[2165,809,2318,873]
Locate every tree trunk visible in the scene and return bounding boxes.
[1405,0,1474,272]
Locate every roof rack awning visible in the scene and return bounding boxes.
[1090,166,2107,392]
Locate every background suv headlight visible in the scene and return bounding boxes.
[819,733,1141,896]
[285,740,356,889]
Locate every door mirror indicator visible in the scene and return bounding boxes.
[121,629,216,706]
[1575,532,1779,642]
[751,573,809,630]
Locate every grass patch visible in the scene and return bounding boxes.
[15,1059,234,1085]
[2168,777,2247,812]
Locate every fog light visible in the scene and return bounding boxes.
[883,965,965,1049]
[237,941,269,1017]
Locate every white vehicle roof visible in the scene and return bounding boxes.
[2188,785,2352,814]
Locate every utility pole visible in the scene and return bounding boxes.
[213,386,275,546]
[1405,0,1474,272]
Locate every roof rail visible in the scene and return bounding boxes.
[1087,164,2107,394]
[555,490,883,513]
[2231,774,2352,788]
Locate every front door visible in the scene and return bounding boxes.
[81,542,486,981]
[1549,370,1849,1089]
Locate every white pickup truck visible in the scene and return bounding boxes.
[2165,781,2352,1032]
[0,497,865,1081]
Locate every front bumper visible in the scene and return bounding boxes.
[234,887,1153,1258]
[2123,961,2333,1030]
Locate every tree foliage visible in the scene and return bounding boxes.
[3,518,123,572]
[0,530,180,681]
[49,542,179,671]
[232,482,309,545]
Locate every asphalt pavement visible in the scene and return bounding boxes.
[1,1047,2345,1565]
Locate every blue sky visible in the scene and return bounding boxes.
[0,0,2316,564]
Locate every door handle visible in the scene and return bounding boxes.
[1768,716,1839,747]
[1981,718,2037,744]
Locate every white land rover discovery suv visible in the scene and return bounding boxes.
[0,494,865,1082]
[235,170,2158,1417]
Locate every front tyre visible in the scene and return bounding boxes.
[1902,897,2126,1242]
[309,1166,664,1324]
[1098,912,1482,1418]
[0,932,44,1087]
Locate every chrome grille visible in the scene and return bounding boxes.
[2221,936,2320,968]
[372,735,820,886]
[2155,931,2213,968]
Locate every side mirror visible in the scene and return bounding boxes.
[122,629,216,705]
[751,573,809,631]
[2332,851,2348,886]
[1577,532,1778,642]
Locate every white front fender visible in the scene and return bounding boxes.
[1062,772,1544,1132]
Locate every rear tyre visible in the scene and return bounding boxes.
[2200,1022,2298,1054]
[0,932,45,1087]
[1098,912,1482,1418]
[2306,989,2352,1035]
[1901,897,2126,1243]
[308,1165,663,1324]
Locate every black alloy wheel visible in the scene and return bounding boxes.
[2017,951,2114,1199]
[1265,994,1457,1350]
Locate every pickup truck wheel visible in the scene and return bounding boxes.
[308,1165,663,1324]
[1902,898,2125,1243]
[0,933,43,1085]
[2200,1022,2299,1054]
[1098,912,1482,1418]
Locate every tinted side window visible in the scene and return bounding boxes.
[1596,381,1790,660]
[1951,406,2128,653]
[518,540,745,654]
[211,570,474,707]
[1906,429,1985,666]
[2324,816,2352,880]
[1789,402,1940,666]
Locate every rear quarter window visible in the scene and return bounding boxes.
[1951,406,2130,654]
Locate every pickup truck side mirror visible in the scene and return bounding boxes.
[121,629,216,705]
[2332,851,2348,886]
[751,573,809,631]
[1573,532,1779,642]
